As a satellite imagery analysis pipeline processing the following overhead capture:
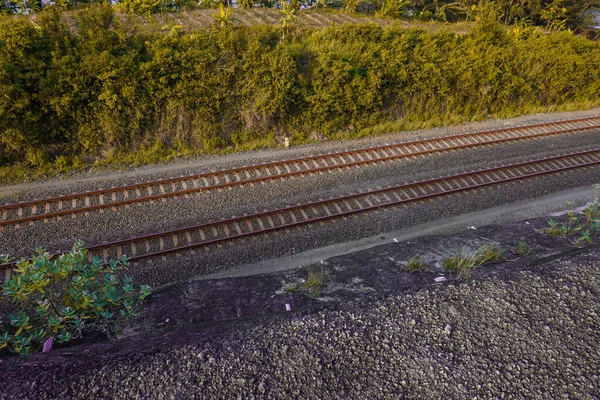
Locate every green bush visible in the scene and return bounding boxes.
[1,7,600,182]
[0,241,151,356]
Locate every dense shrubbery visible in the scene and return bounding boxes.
[0,5,599,180]
[0,242,151,355]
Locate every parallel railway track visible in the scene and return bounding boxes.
[3,148,600,279]
[1,116,599,228]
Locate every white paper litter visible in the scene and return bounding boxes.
[285,304,291,311]
[434,277,448,283]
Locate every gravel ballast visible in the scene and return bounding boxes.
[2,246,600,399]
[0,110,599,288]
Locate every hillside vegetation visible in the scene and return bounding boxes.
[0,4,599,182]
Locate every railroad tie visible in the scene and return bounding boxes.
[233,221,243,235]
[277,213,286,225]
[443,180,455,190]
[300,208,309,220]
[289,211,298,223]
[391,192,403,201]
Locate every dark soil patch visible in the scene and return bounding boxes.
[0,212,595,374]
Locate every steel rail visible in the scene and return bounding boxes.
[2,148,599,275]
[1,116,599,227]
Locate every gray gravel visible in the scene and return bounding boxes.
[3,248,600,399]
[0,109,599,289]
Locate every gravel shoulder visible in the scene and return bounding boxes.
[1,202,600,399]
[1,108,599,289]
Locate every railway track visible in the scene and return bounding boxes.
[3,148,599,279]
[1,116,599,228]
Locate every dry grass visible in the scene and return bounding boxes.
[108,8,476,32]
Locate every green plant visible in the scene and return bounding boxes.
[0,242,151,355]
[284,283,298,293]
[442,242,505,278]
[542,195,600,246]
[375,0,407,18]
[279,0,296,40]
[212,3,238,27]
[343,0,358,13]
[303,269,325,296]
[514,241,535,256]
[406,256,429,273]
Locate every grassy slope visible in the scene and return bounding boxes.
[1,10,598,184]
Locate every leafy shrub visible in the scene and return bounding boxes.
[0,241,151,356]
[542,193,600,246]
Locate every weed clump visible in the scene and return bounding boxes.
[442,242,505,278]
[406,256,429,273]
[542,189,600,246]
[514,241,535,256]
[303,270,324,297]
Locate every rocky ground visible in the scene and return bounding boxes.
[1,109,600,398]
[1,109,599,289]
[1,211,600,399]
